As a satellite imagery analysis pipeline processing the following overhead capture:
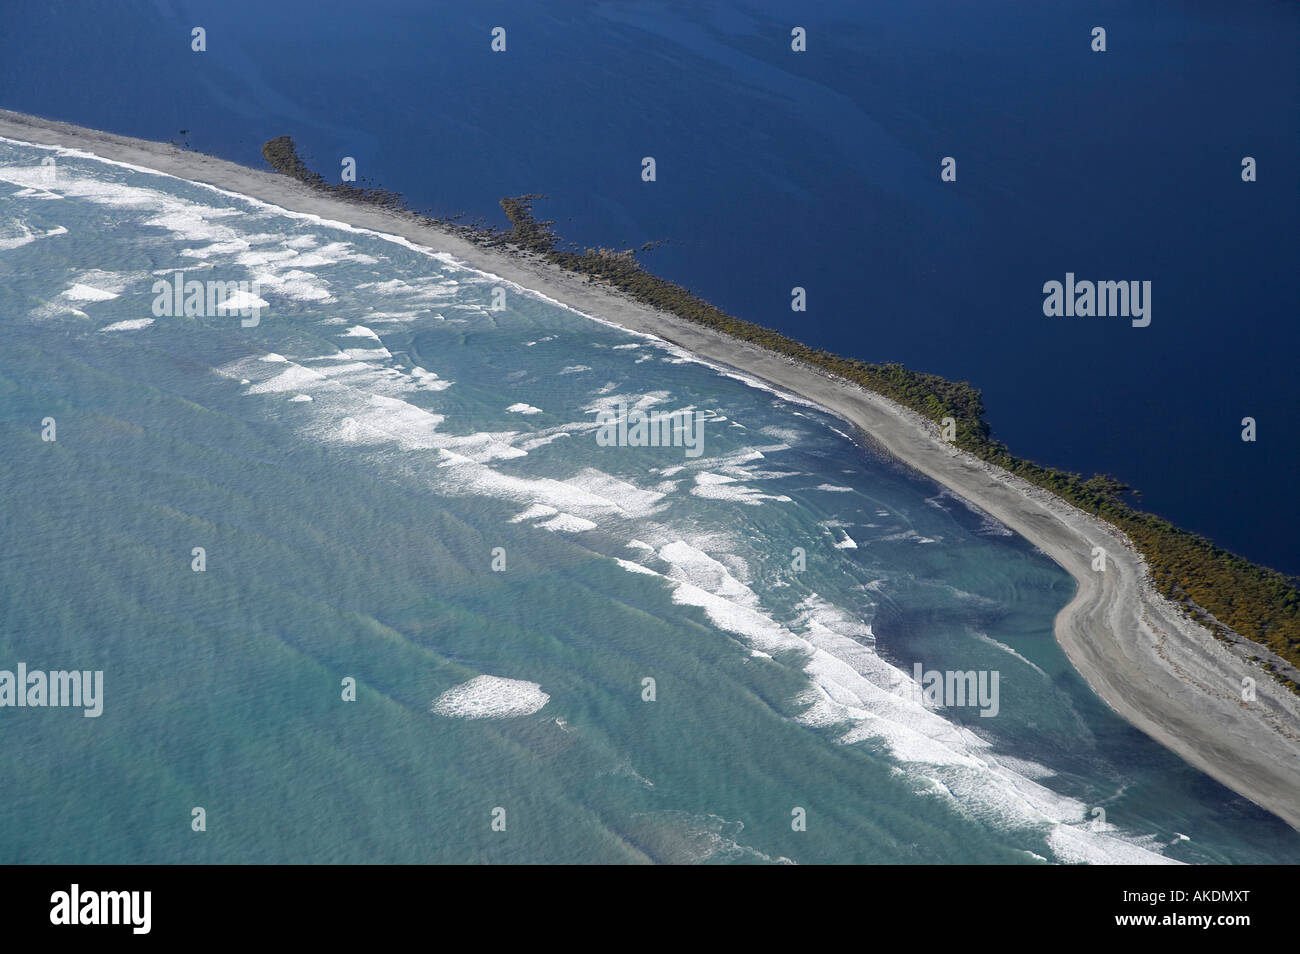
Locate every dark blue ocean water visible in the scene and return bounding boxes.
[1,0,1296,576]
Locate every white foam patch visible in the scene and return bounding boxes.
[691,472,792,506]
[234,247,298,267]
[10,187,61,200]
[659,541,757,606]
[252,268,332,303]
[510,504,558,523]
[696,472,736,486]
[62,270,136,303]
[615,557,661,576]
[568,469,669,519]
[518,432,570,451]
[409,367,452,391]
[99,318,154,332]
[28,300,88,320]
[182,238,252,259]
[356,277,462,303]
[537,513,598,533]
[817,484,854,493]
[62,283,118,302]
[430,676,550,719]
[323,346,394,362]
[833,531,858,549]
[220,287,270,313]
[429,453,626,507]
[0,217,68,250]
[1047,825,1179,865]
[247,364,330,394]
[507,403,542,415]
[291,241,377,268]
[583,389,674,417]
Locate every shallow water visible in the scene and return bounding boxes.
[0,140,1296,863]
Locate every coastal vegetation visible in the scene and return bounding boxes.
[262,136,406,212]
[262,136,1300,691]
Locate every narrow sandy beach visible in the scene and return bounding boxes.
[3,108,1298,831]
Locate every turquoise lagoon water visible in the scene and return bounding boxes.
[0,139,1296,864]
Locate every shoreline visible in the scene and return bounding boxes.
[2,108,1298,832]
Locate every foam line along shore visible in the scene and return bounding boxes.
[1,107,1297,831]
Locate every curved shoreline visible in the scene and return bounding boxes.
[2,109,1298,831]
